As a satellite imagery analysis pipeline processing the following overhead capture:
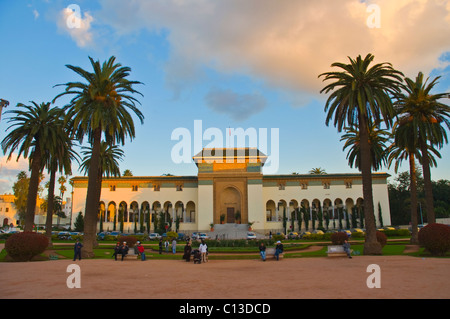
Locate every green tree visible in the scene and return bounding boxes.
[12,171,30,224]
[74,211,84,232]
[393,72,450,224]
[319,53,403,255]
[2,102,64,231]
[340,122,390,171]
[54,56,144,257]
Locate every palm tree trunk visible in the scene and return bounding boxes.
[409,153,419,244]
[82,127,102,258]
[45,166,56,248]
[24,146,42,232]
[420,139,435,224]
[359,116,382,255]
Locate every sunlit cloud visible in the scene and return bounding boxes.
[57,5,94,48]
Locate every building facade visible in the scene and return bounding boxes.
[71,148,391,234]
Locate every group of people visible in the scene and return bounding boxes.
[112,241,146,261]
[74,235,352,262]
[258,241,284,261]
[182,239,208,263]
[158,238,179,254]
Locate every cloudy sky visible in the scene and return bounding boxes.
[1,0,450,195]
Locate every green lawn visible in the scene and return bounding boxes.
[1,238,449,261]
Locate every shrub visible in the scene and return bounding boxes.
[418,223,450,256]
[376,231,387,247]
[118,235,138,248]
[272,234,284,241]
[351,231,365,239]
[5,231,49,262]
[330,232,348,245]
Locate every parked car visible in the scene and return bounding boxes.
[198,233,209,240]
[177,233,186,240]
[191,232,199,240]
[288,232,298,239]
[109,231,121,237]
[247,232,257,240]
[57,231,71,240]
[97,232,109,240]
[149,233,161,240]
[300,231,311,238]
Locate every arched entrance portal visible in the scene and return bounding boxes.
[220,186,242,224]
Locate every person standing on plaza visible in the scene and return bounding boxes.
[199,239,208,263]
[259,242,266,261]
[73,239,83,261]
[164,239,169,253]
[159,238,163,254]
[183,242,192,262]
[137,241,146,261]
[172,238,177,254]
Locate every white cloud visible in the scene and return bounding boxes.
[57,6,94,48]
[96,0,450,104]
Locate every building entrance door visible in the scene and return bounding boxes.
[226,207,235,223]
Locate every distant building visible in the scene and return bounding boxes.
[0,194,19,227]
[71,148,391,235]
[0,193,69,228]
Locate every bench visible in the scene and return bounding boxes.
[122,253,139,261]
[266,248,284,260]
[327,245,352,257]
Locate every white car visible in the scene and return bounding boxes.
[247,232,257,240]
[198,233,209,240]
[149,233,161,240]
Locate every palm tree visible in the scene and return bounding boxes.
[319,53,403,255]
[340,122,390,171]
[79,141,124,242]
[393,72,450,224]
[40,111,79,245]
[387,118,441,244]
[308,168,327,174]
[1,102,64,231]
[79,141,124,180]
[0,98,9,121]
[54,56,144,257]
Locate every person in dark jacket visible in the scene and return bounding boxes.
[274,241,283,261]
[121,241,129,261]
[159,238,163,254]
[259,242,266,261]
[112,242,121,261]
[183,242,192,262]
[73,239,83,261]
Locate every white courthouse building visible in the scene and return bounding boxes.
[71,148,391,235]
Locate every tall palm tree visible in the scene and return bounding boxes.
[1,102,64,231]
[394,72,450,224]
[79,141,124,240]
[387,119,441,244]
[53,56,144,257]
[340,122,390,171]
[319,53,403,255]
[39,111,79,245]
